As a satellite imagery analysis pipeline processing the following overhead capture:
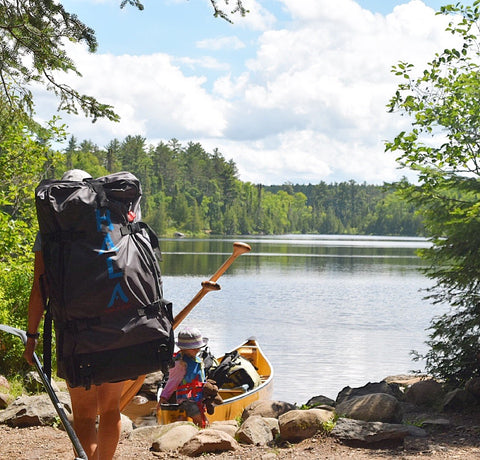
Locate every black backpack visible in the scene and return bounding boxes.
[207,350,261,390]
[198,347,219,376]
[35,171,174,388]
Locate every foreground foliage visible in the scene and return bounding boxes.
[387,1,480,388]
[0,102,63,375]
[0,0,246,121]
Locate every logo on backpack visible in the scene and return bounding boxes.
[96,209,129,308]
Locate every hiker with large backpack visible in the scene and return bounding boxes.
[23,169,174,460]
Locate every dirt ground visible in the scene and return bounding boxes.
[0,409,479,460]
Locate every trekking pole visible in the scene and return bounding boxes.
[173,242,251,328]
[0,324,88,460]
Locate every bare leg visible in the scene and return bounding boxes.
[68,385,99,460]
[96,381,124,460]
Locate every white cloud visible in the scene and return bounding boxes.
[208,0,457,182]
[35,1,461,185]
[229,0,277,31]
[35,44,229,141]
[175,55,231,71]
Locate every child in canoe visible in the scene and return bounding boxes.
[159,327,211,426]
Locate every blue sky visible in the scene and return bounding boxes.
[39,0,467,185]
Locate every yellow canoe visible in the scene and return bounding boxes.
[157,337,273,424]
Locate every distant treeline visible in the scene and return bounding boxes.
[60,135,424,236]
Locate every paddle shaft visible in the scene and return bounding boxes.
[172,242,251,328]
[173,281,220,329]
[120,242,251,411]
[209,242,251,283]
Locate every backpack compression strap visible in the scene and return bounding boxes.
[58,299,169,333]
[120,221,163,262]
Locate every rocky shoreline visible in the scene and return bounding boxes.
[1,373,480,458]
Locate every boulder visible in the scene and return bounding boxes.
[236,415,278,445]
[443,388,477,412]
[335,393,403,423]
[336,381,404,404]
[0,393,72,427]
[24,371,61,394]
[405,380,445,407]
[279,408,333,442]
[138,371,164,400]
[0,393,10,410]
[151,421,199,452]
[179,428,239,456]
[129,425,161,443]
[331,417,425,445]
[383,374,427,387]
[0,375,10,391]
[119,414,134,439]
[242,400,296,420]
[263,416,281,437]
[421,417,451,431]
[305,395,336,408]
[465,377,480,399]
[209,421,239,438]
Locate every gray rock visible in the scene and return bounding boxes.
[236,415,278,445]
[151,421,199,452]
[336,381,404,404]
[336,393,403,423]
[0,393,72,427]
[209,421,238,438]
[0,375,10,390]
[263,417,280,437]
[305,395,336,407]
[421,417,451,430]
[279,408,333,442]
[24,371,60,394]
[383,374,426,387]
[0,393,10,410]
[405,380,445,407]
[405,425,428,437]
[128,425,160,442]
[443,388,477,412]
[211,419,239,427]
[119,414,134,439]
[138,371,164,400]
[179,428,239,456]
[331,417,415,445]
[242,400,297,420]
[466,377,480,399]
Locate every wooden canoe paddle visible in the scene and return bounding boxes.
[119,242,251,411]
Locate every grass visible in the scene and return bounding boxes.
[5,374,27,399]
[404,418,425,428]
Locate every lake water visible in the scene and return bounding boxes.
[158,235,442,404]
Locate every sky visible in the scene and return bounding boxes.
[34,0,468,185]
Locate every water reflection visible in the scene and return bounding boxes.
[160,235,439,403]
